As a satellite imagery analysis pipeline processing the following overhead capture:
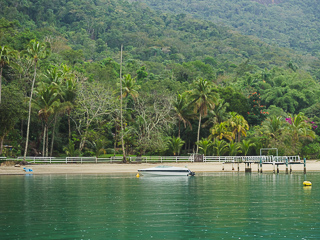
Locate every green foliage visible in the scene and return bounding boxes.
[167,136,185,156]
[139,0,320,58]
[247,92,268,125]
[0,0,320,158]
[197,138,213,156]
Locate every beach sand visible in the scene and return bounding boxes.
[0,161,319,175]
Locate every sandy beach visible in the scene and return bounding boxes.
[0,160,319,175]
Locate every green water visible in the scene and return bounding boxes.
[0,172,319,239]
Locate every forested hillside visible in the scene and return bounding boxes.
[1,0,320,160]
[138,0,320,61]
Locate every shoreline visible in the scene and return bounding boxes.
[0,160,319,175]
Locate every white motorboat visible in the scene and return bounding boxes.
[138,166,195,176]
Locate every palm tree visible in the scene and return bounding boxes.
[0,45,16,104]
[228,112,249,142]
[263,116,284,139]
[172,93,194,138]
[212,139,228,156]
[227,140,242,156]
[119,73,140,162]
[23,39,51,160]
[210,122,234,142]
[33,82,60,157]
[286,113,316,143]
[240,139,255,156]
[190,78,218,153]
[196,138,213,156]
[60,66,77,140]
[167,136,185,156]
[120,74,140,101]
[202,98,229,128]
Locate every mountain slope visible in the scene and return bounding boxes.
[136,0,320,57]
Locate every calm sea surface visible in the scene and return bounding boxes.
[0,172,319,239]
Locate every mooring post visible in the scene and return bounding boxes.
[285,157,288,174]
[238,162,240,172]
[290,164,292,174]
[245,162,252,173]
[304,158,306,174]
[259,157,262,173]
[277,164,279,173]
[273,161,275,174]
[222,162,224,171]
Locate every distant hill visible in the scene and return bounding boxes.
[137,0,320,58]
[0,0,319,80]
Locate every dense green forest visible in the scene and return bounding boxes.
[138,0,320,60]
[0,0,320,160]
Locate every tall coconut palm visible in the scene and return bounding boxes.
[120,74,140,101]
[118,73,140,162]
[60,66,77,140]
[0,45,17,104]
[33,82,60,157]
[173,93,194,138]
[190,78,218,153]
[228,112,249,142]
[23,39,51,160]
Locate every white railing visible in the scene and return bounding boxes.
[5,155,301,164]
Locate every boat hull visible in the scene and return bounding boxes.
[138,166,195,176]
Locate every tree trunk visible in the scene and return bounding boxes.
[46,124,49,157]
[196,113,202,154]
[50,114,57,157]
[79,124,89,152]
[23,64,37,161]
[42,124,46,157]
[0,135,4,155]
[68,110,71,140]
[0,67,3,104]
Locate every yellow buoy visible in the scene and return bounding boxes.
[303,181,312,186]
[136,173,140,178]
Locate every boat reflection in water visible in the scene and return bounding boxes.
[138,165,195,176]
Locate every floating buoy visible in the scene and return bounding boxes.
[303,181,312,186]
[136,173,140,178]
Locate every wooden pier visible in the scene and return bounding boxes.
[221,156,305,174]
